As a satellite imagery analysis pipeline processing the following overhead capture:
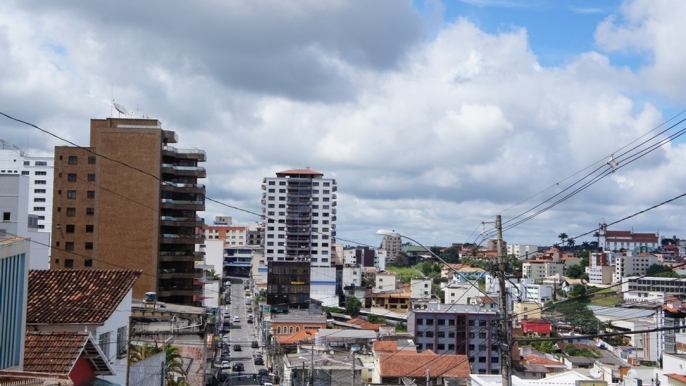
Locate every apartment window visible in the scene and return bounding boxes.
[21,171,29,176]
[86,208,94,215]
[469,332,475,338]
[38,216,45,220]
[437,331,445,338]
[468,344,475,351]
[86,224,94,232]
[268,181,275,185]
[23,161,29,166]
[67,190,76,199]
[99,332,111,358]
[88,156,96,164]
[437,344,445,350]
[85,242,93,250]
[65,259,74,268]
[66,208,76,216]
[34,198,46,202]
[426,331,434,338]
[35,171,47,176]
[479,320,487,327]
[268,204,275,208]
[85,259,93,267]
[478,357,487,363]
[323,182,330,186]
[425,343,434,351]
[65,242,75,251]
[479,344,487,351]
[448,332,455,338]
[448,344,455,351]
[35,180,46,185]
[426,319,434,326]
[67,173,77,182]
[278,204,285,208]
[34,189,46,194]
[36,161,47,166]
[66,224,75,233]
[479,332,487,339]
[68,155,78,165]
[33,207,45,211]
[117,326,127,358]
[87,173,95,181]
[2,212,9,221]
[492,357,499,363]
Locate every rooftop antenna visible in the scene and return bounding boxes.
[113,101,130,118]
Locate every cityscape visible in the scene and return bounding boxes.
[2,2,686,386]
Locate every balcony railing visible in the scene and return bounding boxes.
[161,181,205,189]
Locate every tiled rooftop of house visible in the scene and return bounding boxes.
[379,350,470,378]
[347,317,383,331]
[524,354,565,367]
[276,329,317,345]
[666,374,686,384]
[27,269,141,324]
[23,331,112,377]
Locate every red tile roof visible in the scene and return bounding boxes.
[666,374,686,384]
[23,331,112,376]
[27,269,141,324]
[347,317,383,331]
[373,341,398,352]
[276,329,317,345]
[524,355,565,367]
[379,352,470,378]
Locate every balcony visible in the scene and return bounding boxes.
[161,163,207,178]
[157,286,202,297]
[287,198,311,205]
[287,206,311,214]
[160,216,204,227]
[161,181,205,194]
[286,189,312,197]
[158,268,204,280]
[162,146,207,161]
[160,198,205,211]
[160,233,205,245]
[159,251,204,262]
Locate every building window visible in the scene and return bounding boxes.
[33,207,45,211]
[85,242,93,250]
[23,161,30,165]
[65,259,74,268]
[66,208,76,216]
[478,357,487,363]
[67,173,77,182]
[66,224,75,233]
[35,171,47,176]
[34,198,46,202]
[67,190,76,199]
[34,189,46,194]
[21,171,29,176]
[86,208,94,215]
[492,357,499,363]
[35,180,46,185]
[85,259,93,267]
[86,224,94,232]
[88,156,96,164]
[479,332,487,339]
[117,327,127,358]
[65,242,75,251]
[99,332,111,358]
[448,332,455,338]
[2,212,9,221]
[87,173,95,181]
[68,156,77,165]
[87,190,95,198]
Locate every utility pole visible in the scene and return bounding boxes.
[426,369,430,386]
[351,350,356,386]
[496,215,512,386]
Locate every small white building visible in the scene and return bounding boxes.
[507,244,539,260]
[411,278,432,300]
[443,281,481,305]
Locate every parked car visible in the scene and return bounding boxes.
[254,357,264,365]
[233,316,240,323]
[221,361,231,369]
[234,344,242,351]
[251,341,259,348]
[258,369,269,377]
[232,362,245,372]
[247,317,254,324]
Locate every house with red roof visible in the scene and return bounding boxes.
[26,269,140,385]
[373,349,471,385]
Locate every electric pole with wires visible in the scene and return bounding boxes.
[496,215,513,386]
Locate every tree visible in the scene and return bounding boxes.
[393,253,410,267]
[566,238,576,250]
[345,296,361,317]
[367,314,386,324]
[569,284,587,298]
[647,264,672,276]
[441,247,460,263]
[565,264,585,279]
[129,344,187,385]
[558,233,568,248]
[205,269,220,280]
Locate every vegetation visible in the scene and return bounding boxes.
[546,298,602,334]
[395,322,408,332]
[367,314,386,324]
[588,295,623,307]
[204,269,220,280]
[569,284,587,298]
[392,252,410,267]
[323,306,346,318]
[565,344,599,358]
[129,344,187,385]
[441,247,460,263]
[345,296,361,317]
[416,262,441,278]
[565,264,586,279]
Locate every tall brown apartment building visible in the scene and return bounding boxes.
[50,118,206,305]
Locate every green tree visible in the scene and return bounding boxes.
[565,264,585,279]
[393,253,410,267]
[395,322,407,332]
[566,238,576,250]
[558,233,568,248]
[367,314,386,324]
[441,247,460,263]
[129,344,187,385]
[345,296,361,317]
[647,264,672,276]
[205,269,220,280]
[569,284,587,298]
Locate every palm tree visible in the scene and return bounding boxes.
[566,238,576,250]
[129,342,161,363]
[205,269,220,280]
[558,233,568,249]
[164,345,187,384]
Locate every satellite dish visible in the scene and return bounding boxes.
[113,102,129,116]
[590,368,602,379]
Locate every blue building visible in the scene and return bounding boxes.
[0,236,29,370]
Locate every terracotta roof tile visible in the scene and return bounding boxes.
[379,352,470,378]
[27,269,141,324]
[23,331,88,374]
[524,355,565,367]
[666,374,686,384]
[347,317,383,331]
[276,329,317,345]
[373,341,398,352]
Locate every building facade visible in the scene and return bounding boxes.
[50,118,206,305]
[0,146,54,231]
[0,236,29,370]
[598,221,659,252]
[380,233,402,263]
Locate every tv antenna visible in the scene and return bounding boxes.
[113,101,131,118]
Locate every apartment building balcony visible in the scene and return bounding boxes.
[160,198,205,211]
[286,189,312,197]
[161,181,205,194]
[162,146,207,162]
[158,268,204,280]
[160,233,205,244]
[287,198,311,205]
[286,227,311,237]
[161,163,207,178]
[157,286,202,297]
[160,215,204,227]
[287,206,311,214]
[286,214,311,222]
[159,251,204,262]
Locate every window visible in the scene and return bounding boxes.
[33,207,45,211]
[85,259,93,267]
[66,224,75,233]
[116,327,127,358]
[448,344,455,351]
[469,320,475,326]
[65,242,75,251]
[34,189,46,194]
[23,161,29,166]
[86,224,94,232]
[479,320,487,327]
[85,242,93,250]
[437,344,445,350]
[448,332,455,338]
[35,171,47,176]
[65,259,74,268]
[35,180,46,185]
[437,319,445,325]
[3,212,10,221]
[99,332,111,358]
[469,332,475,338]
[478,357,487,363]
[87,173,95,181]
[492,357,499,363]
[21,171,29,176]
[66,208,76,216]
[437,331,445,338]
[88,156,96,164]
[68,155,78,165]
[87,190,95,198]
[34,197,46,202]
[67,173,77,182]
[67,190,76,199]
[36,161,47,166]
[426,331,434,338]
[86,208,94,215]
[425,343,434,351]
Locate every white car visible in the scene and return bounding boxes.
[233,316,239,323]
[221,361,231,369]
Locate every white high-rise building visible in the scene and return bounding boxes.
[261,168,338,306]
[0,147,54,231]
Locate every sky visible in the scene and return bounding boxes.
[2,0,686,249]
